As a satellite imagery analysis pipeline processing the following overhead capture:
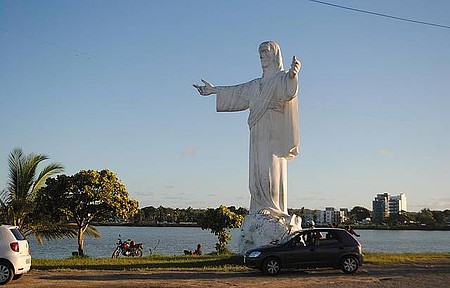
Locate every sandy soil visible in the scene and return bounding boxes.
[8,261,450,288]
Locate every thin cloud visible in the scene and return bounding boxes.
[411,198,450,211]
[181,146,195,156]
[378,149,389,156]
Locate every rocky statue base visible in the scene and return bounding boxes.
[238,213,302,255]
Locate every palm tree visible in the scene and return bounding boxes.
[0,148,64,237]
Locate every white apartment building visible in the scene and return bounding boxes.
[316,207,347,225]
[390,193,407,214]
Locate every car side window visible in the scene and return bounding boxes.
[304,231,321,246]
[291,235,306,247]
[318,231,341,246]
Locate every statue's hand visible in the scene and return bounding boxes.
[193,79,216,96]
[289,56,301,78]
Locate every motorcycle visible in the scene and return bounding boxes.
[111,235,143,258]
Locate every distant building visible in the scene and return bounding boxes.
[390,193,407,214]
[372,192,407,223]
[302,209,322,225]
[372,193,390,223]
[313,207,348,226]
[340,208,349,220]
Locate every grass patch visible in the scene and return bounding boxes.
[365,252,450,265]
[31,253,450,271]
[32,254,247,272]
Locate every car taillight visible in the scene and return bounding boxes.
[10,242,19,252]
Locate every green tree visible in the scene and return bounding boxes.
[349,206,371,222]
[431,210,448,225]
[36,169,139,255]
[140,206,158,223]
[197,205,243,254]
[0,148,64,238]
[417,208,436,226]
[443,210,450,224]
[228,206,249,217]
[288,207,305,219]
[385,212,410,226]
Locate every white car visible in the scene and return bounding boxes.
[0,225,31,285]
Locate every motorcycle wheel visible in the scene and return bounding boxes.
[133,249,143,257]
[111,248,120,258]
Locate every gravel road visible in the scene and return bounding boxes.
[7,261,450,288]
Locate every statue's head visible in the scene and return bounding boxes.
[259,41,284,73]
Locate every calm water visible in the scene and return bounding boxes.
[28,226,450,259]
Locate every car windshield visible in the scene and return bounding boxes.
[276,231,302,245]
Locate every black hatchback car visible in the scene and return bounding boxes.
[243,228,363,275]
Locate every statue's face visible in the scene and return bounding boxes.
[259,43,275,69]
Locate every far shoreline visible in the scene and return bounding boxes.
[94,222,450,231]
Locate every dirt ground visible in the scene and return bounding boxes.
[8,261,450,288]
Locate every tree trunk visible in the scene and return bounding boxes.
[78,227,84,256]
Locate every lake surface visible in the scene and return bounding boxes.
[28,226,450,259]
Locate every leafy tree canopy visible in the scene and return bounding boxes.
[36,169,139,255]
[197,205,243,254]
[350,206,371,222]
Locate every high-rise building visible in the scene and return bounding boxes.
[372,192,407,223]
[372,193,390,223]
[390,193,407,214]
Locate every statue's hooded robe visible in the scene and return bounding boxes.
[215,70,299,216]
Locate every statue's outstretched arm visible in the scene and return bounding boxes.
[193,79,217,96]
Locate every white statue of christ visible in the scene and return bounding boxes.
[194,41,301,218]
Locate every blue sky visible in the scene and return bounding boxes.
[1,0,449,212]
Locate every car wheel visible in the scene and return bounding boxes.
[340,256,359,274]
[263,257,281,276]
[0,262,14,285]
